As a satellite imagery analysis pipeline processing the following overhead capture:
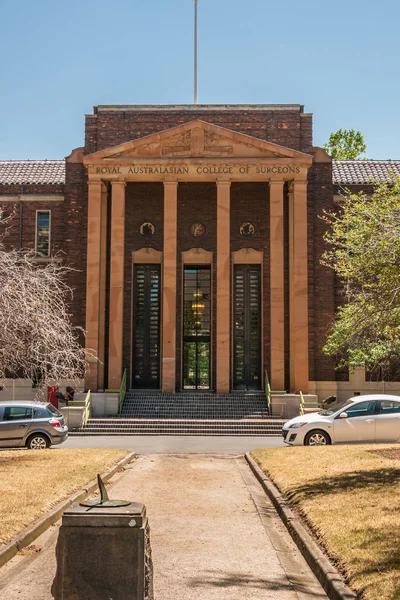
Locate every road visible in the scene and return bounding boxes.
[61,435,285,453]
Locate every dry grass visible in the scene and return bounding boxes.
[251,445,400,600]
[0,448,129,546]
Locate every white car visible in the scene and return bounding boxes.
[282,394,400,446]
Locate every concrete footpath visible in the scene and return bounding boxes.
[0,455,327,600]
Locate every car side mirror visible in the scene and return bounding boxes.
[339,412,348,419]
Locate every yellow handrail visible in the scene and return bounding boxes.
[265,370,271,414]
[68,389,91,426]
[104,369,127,414]
[83,390,91,426]
[119,369,127,414]
[299,390,305,415]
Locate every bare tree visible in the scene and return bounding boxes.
[0,209,92,399]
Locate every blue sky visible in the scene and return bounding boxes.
[1,0,399,160]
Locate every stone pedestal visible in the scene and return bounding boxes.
[52,502,153,600]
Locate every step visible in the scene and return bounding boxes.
[70,431,282,437]
[119,394,270,419]
[69,417,285,437]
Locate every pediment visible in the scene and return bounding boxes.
[84,120,312,162]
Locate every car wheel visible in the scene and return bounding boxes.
[26,434,50,450]
[304,429,331,446]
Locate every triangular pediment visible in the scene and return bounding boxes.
[84,120,312,162]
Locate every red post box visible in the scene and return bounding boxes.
[47,385,59,409]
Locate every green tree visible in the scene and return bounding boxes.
[324,129,367,160]
[321,175,400,376]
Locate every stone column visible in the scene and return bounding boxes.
[269,180,285,390]
[108,181,126,389]
[216,181,231,393]
[97,184,108,390]
[84,180,103,391]
[162,181,178,392]
[290,180,309,393]
[288,184,295,392]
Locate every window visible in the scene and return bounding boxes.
[3,407,33,421]
[47,404,63,417]
[340,401,376,418]
[36,211,51,256]
[377,400,400,415]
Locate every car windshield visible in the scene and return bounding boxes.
[319,399,356,416]
[47,403,63,417]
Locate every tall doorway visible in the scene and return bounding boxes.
[233,264,262,390]
[132,264,161,389]
[182,266,211,390]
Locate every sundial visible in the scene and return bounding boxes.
[80,474,131,508]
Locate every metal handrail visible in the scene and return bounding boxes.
[265,370,271,414]
[83,390,91,426]
[68,389,91,426]
[265,370,287,416]
[104,369,127,414]
[299,390,305,416]
[119,369,127,414]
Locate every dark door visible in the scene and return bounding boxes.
[233,264,262,390]
[132,265,161,389]
[183,266,211,390]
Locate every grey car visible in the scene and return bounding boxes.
[0,401,68,449]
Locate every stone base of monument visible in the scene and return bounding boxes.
[51,501,153,600]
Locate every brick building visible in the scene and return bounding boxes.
[2,104,400,400]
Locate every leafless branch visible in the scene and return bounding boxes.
[0,209,94,399]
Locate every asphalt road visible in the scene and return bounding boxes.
[60,435,285,453]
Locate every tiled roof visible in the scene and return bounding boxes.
[1,158,400,187]
[333,160,400,185]
[0,160,65,185]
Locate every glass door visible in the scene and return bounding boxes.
[233,264,262,390]
[183,266,211,390]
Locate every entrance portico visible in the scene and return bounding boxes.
[83,120,312,394]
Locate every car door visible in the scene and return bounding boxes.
[0,406,34,448]
[333,400,377,443]
[375,399,400,442]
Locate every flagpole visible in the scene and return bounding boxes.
[194,0,198,104]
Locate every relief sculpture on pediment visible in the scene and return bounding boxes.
[136,143,161,156]
[161,127,233,157]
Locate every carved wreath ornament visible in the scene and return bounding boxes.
[240,222,255,238]
[190,223,206,237]
[140,222,155,236]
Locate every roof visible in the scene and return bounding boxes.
[333,160,400,185]
[1,158,400,187]
[94,104,305,113]
[0,160,65,186]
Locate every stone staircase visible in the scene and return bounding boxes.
[71,391,286,436]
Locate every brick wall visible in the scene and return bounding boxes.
[3,105,356,390]
[176,183,217,391]
[308,162,338,381]
[0,183,64,251]
[0,177,87,343]
[123,182,164,386]
[63,163,88,337]
[84,107,313,155]
[230,182,270,386]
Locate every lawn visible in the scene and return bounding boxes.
[0,448,129,546]
[251,445,400,600]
